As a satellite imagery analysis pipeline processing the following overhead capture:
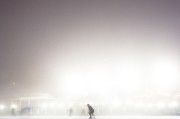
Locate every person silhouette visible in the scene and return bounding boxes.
[11,108,16,116]
[69,108,73,116]
[87,104,94,118]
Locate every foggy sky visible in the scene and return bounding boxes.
[0,0,180,99]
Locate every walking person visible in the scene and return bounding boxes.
[69,108,73,116]
[87,104,94,118]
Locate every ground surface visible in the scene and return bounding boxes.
[0,116,179,119]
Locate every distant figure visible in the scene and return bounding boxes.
[81,108,86,116]
[11,108,16,116]
[87,104,94,118]
[20,107,31,116]
[69,108,73,116]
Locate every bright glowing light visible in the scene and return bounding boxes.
[79,103,84,107]
[60,56,179,98]
[62,66,109,95]
[112,101,121,108]
[10,104,17,109]
[100,102,105,106]
[62,78,86,95]
[111,97,121,108]
[151,57,179,90]
[0,104,5,110]
[68,102,73,108]
[58,103,64,108]
[62,69,86,95]
[156,102,166,109]
[50,103,55,108]
[146,102,153,108]
[135,101,144,108]
[168,101,179,108]
[111,61,143,93]
[41,103,48,109]
[125,100,134,106]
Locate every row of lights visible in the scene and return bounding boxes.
[39,101,179,109]
[111,101,179,109]
[0,101,179,111]
[0,104,17,110]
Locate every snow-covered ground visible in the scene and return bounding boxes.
[0,116,180,119]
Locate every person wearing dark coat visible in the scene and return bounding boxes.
[87,104,94,118]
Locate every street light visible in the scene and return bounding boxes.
[10,104,17,109]
[0,104,5,110]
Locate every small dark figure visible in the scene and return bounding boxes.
[11,108,16,116]
[81,108,86,116]
[20,107,31,116]
[87,104,94,118]
[69,108,73,116]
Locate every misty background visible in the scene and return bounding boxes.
[0,0,180,100]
